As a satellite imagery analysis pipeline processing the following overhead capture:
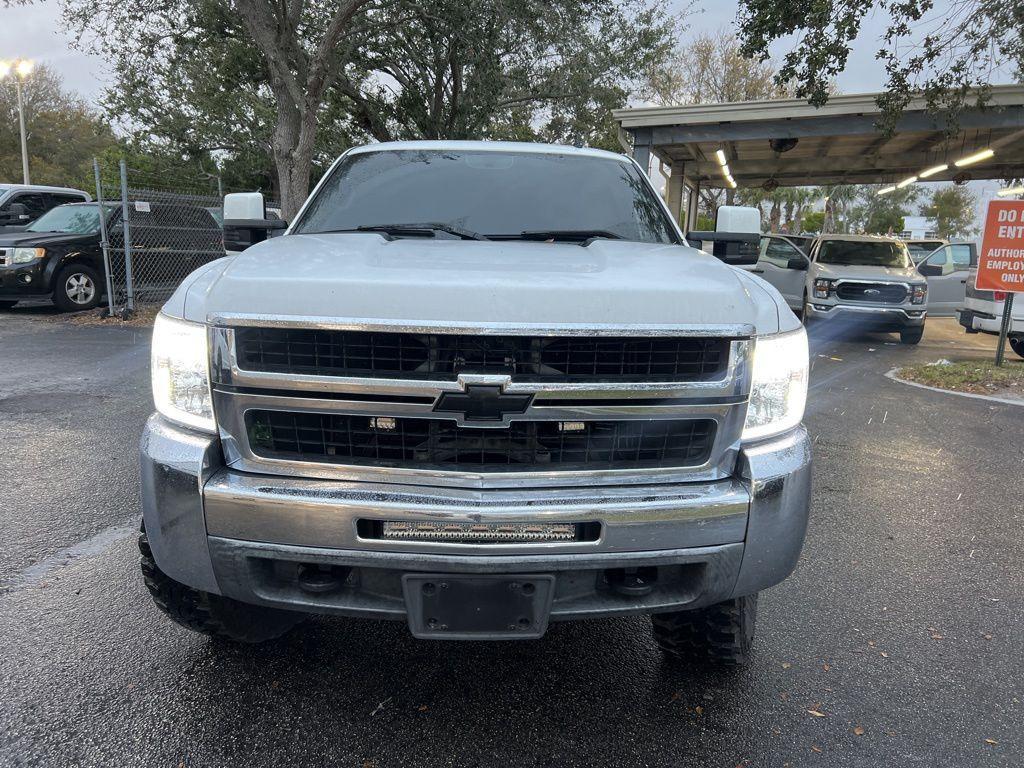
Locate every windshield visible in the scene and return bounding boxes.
[817,239,910,268]
[26,204,105,234]
[293,149,677,244]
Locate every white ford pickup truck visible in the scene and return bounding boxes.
[140,141,811,665]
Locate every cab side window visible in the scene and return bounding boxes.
[925,247,953,276]
[761,237,804,269]
[2,192,48,221]
[949,245,972,271]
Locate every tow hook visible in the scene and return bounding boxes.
[606,567,657,597]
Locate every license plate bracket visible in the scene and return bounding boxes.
[402,574,555,640]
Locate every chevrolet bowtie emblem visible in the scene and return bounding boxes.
[434,374,533,424]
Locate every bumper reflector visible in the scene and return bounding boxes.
[379,520,580,543]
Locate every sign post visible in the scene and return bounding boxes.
[976,200,1024,366]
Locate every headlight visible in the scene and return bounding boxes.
[12,247,44,264]
[151,314,215,433]
[813,278,833,299]
[743,328,809,441]
[910,283,927,305]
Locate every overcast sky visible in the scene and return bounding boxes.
[0,0,1008,227]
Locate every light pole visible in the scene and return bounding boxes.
[1,58,35,184]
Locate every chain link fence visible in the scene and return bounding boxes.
[92,157,278,316]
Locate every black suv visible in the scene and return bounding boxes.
[0,202,222,312]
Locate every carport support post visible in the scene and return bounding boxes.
[685,177,701,234]
[93,158,117,317]
[666,162,685,227]
[995,293,1015,366]
[118,159,136,314]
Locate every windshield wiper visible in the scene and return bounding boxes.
[353,222,489,241]
[492,229,623,243]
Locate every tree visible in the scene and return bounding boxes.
[64,0,678,218]
[645,28,789,220]
[818,185,858,234]
[0,64,118,189]
[802,210,824,233]
[735,0,1021,131]
[847,185,921,235]
[922,186,977,240]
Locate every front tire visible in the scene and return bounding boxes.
[53,264,102,312]
[139,527,303,643]
[652,593,758,666]
[900,327,924,345]
[1009,337,1024,359]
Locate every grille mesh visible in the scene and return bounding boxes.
[246,411,715,470]
[234,328,728,381]
[835,282,907,304]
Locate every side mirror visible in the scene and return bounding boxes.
[222,192,288,252]
[787,257,808,270]
[1,203,30,224]
[684,205,762,266]
[918,263,942,277]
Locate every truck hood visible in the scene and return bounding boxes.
[172,234,786,334]
[812,262,924,283]
[0,230,96,248]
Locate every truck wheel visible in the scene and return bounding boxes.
[139,527,303,643]
[1010,338,1024,359]
[53,264,102,312]
[652,593,758,666]
[900,327,924,345]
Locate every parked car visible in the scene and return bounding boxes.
[904,238,948,264]
[139,141,812,665]
[917,242,973,317]
[957,257,1024,359]
[751,233,928,344]
[0,201,222,312]
[0,184,91,232]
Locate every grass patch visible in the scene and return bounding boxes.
[897,359,1024,399]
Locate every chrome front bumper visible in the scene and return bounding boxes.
[140,415,812,621]
[806,302,926,325]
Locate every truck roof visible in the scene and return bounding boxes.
[344,140,631,164]
[0,183,91,196]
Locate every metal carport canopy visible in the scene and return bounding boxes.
[613,86,1024,206]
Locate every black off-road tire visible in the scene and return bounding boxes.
[1009,337,1024,360]
[900,327,924,345]
[652,593,758,666]
[139,527,303,643]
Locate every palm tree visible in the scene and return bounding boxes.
[818,185,857,233]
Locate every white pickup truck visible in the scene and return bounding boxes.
[957,247,1024,358]
[139,141,812,665]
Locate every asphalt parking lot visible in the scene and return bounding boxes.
[1,307,1021,768]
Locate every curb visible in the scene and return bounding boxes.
[884,367,1024,408]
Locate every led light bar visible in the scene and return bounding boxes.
[715,149,727,166]
[877,186,897,195]
[897,176,918,188]
[997,187,1024,197]
[381,521,579,543]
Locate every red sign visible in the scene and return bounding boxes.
[977,200,1024,292]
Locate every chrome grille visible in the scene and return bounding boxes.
[246,410,716,470]
[233,327,729,381]
[835,282,908,304]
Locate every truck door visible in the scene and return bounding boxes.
[921,245,972,316]
[753,236,808,310]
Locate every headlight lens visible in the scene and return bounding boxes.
[743,328,809,441]
[151,314,215,433]
[813,278,833,299]
[12,247,44,264]
[911,283,927,305]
